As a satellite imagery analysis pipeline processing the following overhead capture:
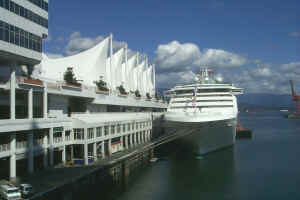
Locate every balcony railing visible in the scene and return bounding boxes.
[0,144,10,152]
[16,141,27,149]
[53,137,63,144]
[65,135,71,141]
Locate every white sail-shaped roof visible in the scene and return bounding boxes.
[127,55,137,92]
[145,65,153,95]
[136,60,146,94]
[121,62,127,90]
[112,48,124,89]
[38,37,109,86]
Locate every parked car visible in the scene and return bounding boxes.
[0,180,21,200]
[19,184,34,198]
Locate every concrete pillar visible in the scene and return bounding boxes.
[28,89,33,119]
[10,68,16,120]
[43,86,48,119]
[49,128,54,167]
[84,143,88,165]
[133,133,137,146]
[27,133,34,174]
[101,141,105,159]
[10,134,16,182]
[125,135,128,149]
[108,139,112,156]
[43,133,48,168]
[130,134,133,147]
[137,132,140,144]
[120,136,123,150]
[62,145,66,164]
[93,142,97,161]
[84,128,88,165]
[62,130,66,163]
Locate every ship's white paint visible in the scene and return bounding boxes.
[164,68,243,154]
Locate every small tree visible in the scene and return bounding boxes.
[94,76,109,92]
[117,85,128,95]
[64,67,77,85]
[135,90,141,98]
[146,93,151,99]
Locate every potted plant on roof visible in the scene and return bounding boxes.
[94,76,109,94]
[20,66,44,87]
[135,89,141,99]
[63,67,82,88]
[117,83,128,97]
[146,92,152,100]
[155,93,160,102]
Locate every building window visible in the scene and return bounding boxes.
[88,128,94,139]
[123,124,126,132]
[96,127,102,137]
[117,124,121,134]
[111,125,115,135]
[74,129,84,140]
[127,123,130,131]
[132,123,134,130]
[1,0,48,28]
[136,122,139,130]
[0,20,42,52]
[104,126,109,136]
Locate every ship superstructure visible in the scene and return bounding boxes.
[164,68,243,154]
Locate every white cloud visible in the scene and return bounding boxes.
[154,40,248,73]
[65,32,105,55]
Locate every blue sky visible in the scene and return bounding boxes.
[44,0,300,93]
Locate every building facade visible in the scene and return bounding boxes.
[0,0,166,182]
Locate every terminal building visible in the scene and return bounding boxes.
[0,0,166,182]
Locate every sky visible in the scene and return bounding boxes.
[44,0,300,94]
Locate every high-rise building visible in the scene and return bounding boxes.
[0,0,48,66]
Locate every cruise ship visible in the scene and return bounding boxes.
[164,69,243,155]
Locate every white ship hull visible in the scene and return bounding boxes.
[164,112,237,155]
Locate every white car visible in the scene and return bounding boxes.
[19,184,34,198]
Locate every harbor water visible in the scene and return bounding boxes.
[92,111,300,200]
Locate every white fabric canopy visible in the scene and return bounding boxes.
[127,54,137,92]
[37,37,109,86]
[111,48,124,90]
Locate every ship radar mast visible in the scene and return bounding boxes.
[195,67,213,83]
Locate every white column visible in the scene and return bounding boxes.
[133,133,137,146]
[43,86,48,119]
[130,134,133,147]
[49,128,54,167]
[93,142,97,161]
[27,133,34,174]
[138,132,141,144]
[84,143,88,165]
[10,68,16,120]
[28,89,33,119]
[108,139,112,156]
[10,134,16,182]
[62,130,66,163]
[120,136,123,150]
[125,135,128,149]
[101,141,105,159]
[84,128,88,165]
[43,133,48,168]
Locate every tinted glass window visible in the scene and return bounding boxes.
[0,0,4,7]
